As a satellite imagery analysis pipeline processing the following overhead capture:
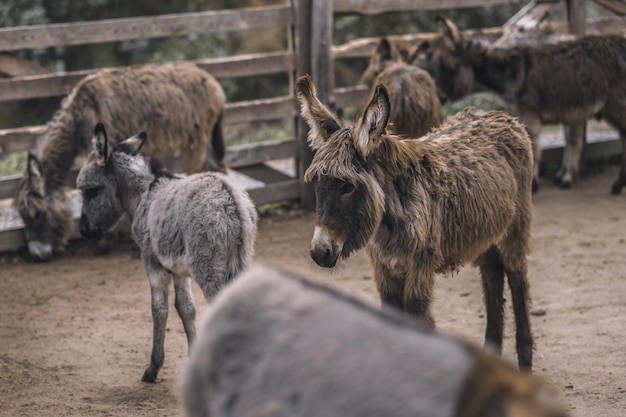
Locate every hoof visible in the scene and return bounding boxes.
[142,367,158,383]
[531,179,539,194]
[611,182,623,195]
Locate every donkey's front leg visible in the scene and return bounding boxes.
[403,270,435,328]
[142,265,172,383]
[174,276,197,354]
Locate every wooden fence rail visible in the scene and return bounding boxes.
[0,0,624,252]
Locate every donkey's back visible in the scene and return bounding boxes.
[134,170,258,296]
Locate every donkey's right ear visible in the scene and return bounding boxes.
[26,152,45,194]
[93,123,110,165]
[295,74,341,150]
[435,14,462,47]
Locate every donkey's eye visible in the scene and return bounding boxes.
[83,187,100,199]
[339,182,355,196]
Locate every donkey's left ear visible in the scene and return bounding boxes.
[93,123,110,165]
[354,84,390,159]
[122,131,147,153]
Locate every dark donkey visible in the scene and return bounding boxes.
[13,62,226,261]
[426,14,626,193]
[296,74,534,370]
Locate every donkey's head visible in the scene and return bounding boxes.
[296,75,388,268]
[13,154,73,262]
[361,38,423,88]
[77,123,147,240]
[423,14,476,103]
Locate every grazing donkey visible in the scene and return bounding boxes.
[13,62,226,261]
[77,124,257,383]
[426,14,626,193]
[182,264,568,417]
[361,38,443,138]
[296,74,534,370]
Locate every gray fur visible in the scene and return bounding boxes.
[296,74,534,370]
[14,62,226,261]
[77,124,257,383]
[182,264,568,417]
[428,14,626,193]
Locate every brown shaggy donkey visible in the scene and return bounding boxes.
[426,14,626,193]
[13,62,226,261]
[296,74,534,370]
[361,38,443,138]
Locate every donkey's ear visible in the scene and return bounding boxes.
[435,14,463,47]
[407,40,430,64]
[93,123,110,165]
[376,38,393,61]
[295,74,341,150]
[26,152,45,195]
[121,131,147,153]
[354,84,390,159]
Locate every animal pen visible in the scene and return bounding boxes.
[0,0,624,252]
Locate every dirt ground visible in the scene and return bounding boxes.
[1,167,625,417]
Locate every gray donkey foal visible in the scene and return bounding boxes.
[77,124,257,383]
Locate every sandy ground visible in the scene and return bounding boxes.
[1,168,625,417]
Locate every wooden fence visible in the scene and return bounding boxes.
[0,0,624,252]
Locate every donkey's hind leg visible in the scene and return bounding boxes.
[174,276,197,354]
[475,245,506,357]
[142,259,173,383]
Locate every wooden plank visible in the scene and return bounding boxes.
[246,179,300,206]
[236,164,293,184]
[225,139,298,169]
[332,28,504,60]
[0,125,45,156]
[0,52,294,103]
[0,6,293,52]
[594,0,626,16]
[0,53,50,77]
[334,85,369,109]
[567,0,587,35]
[0,175,22,201]
[333,0,527,15]
[224,96,296,124]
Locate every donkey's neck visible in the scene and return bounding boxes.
[464,39,523,99]
[38,108,90,192]
[114,158,154,220]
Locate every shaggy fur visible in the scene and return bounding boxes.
[296,74,534,370]
[13,62,226,261]
[427,14,626,193]
[182,265,567,417]
[361,38,443,138]
[77,124,257,383]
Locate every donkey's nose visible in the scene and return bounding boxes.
[310,244,338,268]
[79,217,101,239]
[27,241,53,262]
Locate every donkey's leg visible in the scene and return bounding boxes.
[372,262,405,313]
[475,245,505,356]
[611,127,626,194]
[556,122,585,189]
[403,270,435,328]
[142,260,173,383]
[174,276,197,354]
[499,222,533,371]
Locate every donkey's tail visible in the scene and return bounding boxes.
[211,111,227,173]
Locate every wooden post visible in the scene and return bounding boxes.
[566,0,587,35]
[294,0,334,209]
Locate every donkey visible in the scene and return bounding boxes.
[77,124,257,383]
[13,62,227,261]
[425,14,626,193]
[361,38,443,138]
[296,74,534,370]
[183,264,568,417]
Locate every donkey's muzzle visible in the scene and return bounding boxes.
[79,216,102,239]
[310,225,341,268]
